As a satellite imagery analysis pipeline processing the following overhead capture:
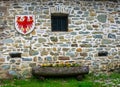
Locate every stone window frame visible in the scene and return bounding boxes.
[51,13,68,32]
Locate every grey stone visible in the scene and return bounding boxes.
[66,51,76,57]
[2,65,10,70]
[108,33,116,39]
[29,50,39,56]
[74,7,80,10]
[116,21,120,24]
[45,56,52,61]
[29,63,36,67]
[38,38,46,43]
[93,35,103,38]
[86,17,94,21]
[86,25,93,30]
[79,31,90,34]
[59,44,69,47]
[22,58,32,61]
[50,37,58,42]
[31,2,37,5]
[28,7,34,11]
[97,14,107,23]
[8,70,21,79]
[80,44,92,47]
[3,39,13,44]
[80,53,88,57]
[102,39,112,44]
[38,57,43,61]
[77,11,83,14]
[71,44,78,47]
[22,69,31,77]
[10,59,16,63]
[85,57,92,60]
[71,32,77,35]
[82,11,89,17]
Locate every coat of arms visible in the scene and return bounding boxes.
[15,15,35,35]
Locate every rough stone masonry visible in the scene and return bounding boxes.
[0,0,120,79]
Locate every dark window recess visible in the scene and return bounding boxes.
[51,13,68,31]
[98,51,108,56]
[9,52,22,58]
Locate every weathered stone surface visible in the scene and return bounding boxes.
[3,39,13,44]
[71,32,77,35]
[79,31,90,34]
[32,66,89,77]
[7,70,21,79]
[80,53,88,57]
[22,69,31,78]
[41,50,48,56]
[80,44,92,47]
[66,51,76,57]
[58,56,70,60]
[50,37,58,42]
[45,56,52,61]
[10,59,15,63]
[29,63,36,67]
[2,65,10,70]
[29,50,39,56]
[62,48,69,51]
[71,44,78,47]
[108,33,116,39]
[90,10,96,16]
[38,38,46,43]
[97,14,107,23]
[102,39,112,44]
[93,35,103,38]
[22,58,32,61]
[76,48,82,52]
[0,58,5,62]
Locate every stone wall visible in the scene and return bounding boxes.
[0,0,120,78]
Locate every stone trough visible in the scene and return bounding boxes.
[32,66,89,80]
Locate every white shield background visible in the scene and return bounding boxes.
[15,15,35,35]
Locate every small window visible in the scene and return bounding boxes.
[51,13,68,32]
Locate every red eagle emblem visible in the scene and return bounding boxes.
[15,15,35,35]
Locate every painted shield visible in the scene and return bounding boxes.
[15,15,35,35]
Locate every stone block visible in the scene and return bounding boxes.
[29,50,39,56]
[58,56,70,60]
[80,44,92,47]
[97,14,107,23]
[93,35,103,38]
[80,53,88,57]
[2,65,10,70]
[22,58,32,61]
[29,63,36,67]
[38,38,46,43]
[76,48,82,52]
[45,56,52,61]
[0,58,5,62]
[3,39,13,44]
[102,39,112,44]
[50,37,58,42]
[108,33,116,39]
[71,44,78,47]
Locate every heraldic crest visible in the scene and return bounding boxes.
[15,15,35,35]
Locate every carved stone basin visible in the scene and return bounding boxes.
[32,66,89,80]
